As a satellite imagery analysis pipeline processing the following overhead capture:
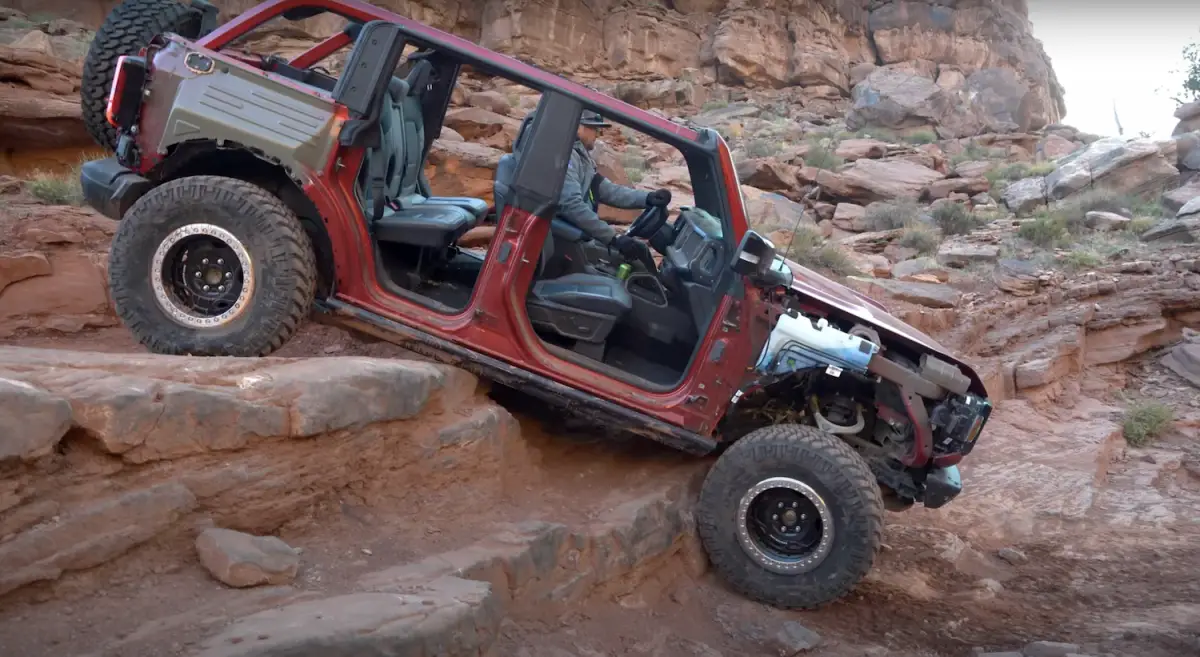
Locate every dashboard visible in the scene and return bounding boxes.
[663,208,727,289]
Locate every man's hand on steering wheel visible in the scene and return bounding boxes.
[646,188,672,208]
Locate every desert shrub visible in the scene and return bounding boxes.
[864,199,920,231]
[620,148,648,171]
[25,169,83,206]
[1044,188,1138,234]
[804,144,844,170]
[1122,400,1174,446]
[998,162,1032,180]
[626,167,645,183]
[1017,212,1068,247]
[786,226,856,276]
[745,139,782,158]
[701,100,729,111]
[931,202,981,236]
[904,130,937,145]
[962,140,988,160]
[1063,248,1102,270]
[1028,161,1057,176]
[898,224,941,255]
[1127,217,1158,235]
[853,126,898,142]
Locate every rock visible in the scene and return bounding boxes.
[892,257,950,281]
[997,547,1028,565]
[855,278,962,309]
[0,378,72,462]
[834,139,888,161]
[466,90,511,115]
[1045,137,1179,202]
[994,258,1042,296]
[882,243,919,264]
[0,482,197,596]
[195,528,300,588]
[425,139,502,204]
[0,252,114,338]
[1181,195,1200,218]
[1162,178,1200,212]
[977,653,1023,657]
[846,68,950,135]
[442,107,521,150]
[740,186,813,235]
[0,45,91,151]
[926,176,990,200]
[1162,342,1200,388]
[1002,176,1048,215]
[772,621,822,655]
[832,203,869,232]
[1039,134,1078,161]
[818,158,945,203]
[1141,217,1200,243]
[737,158,798,192]
[955,160,994,178]
[1023,642,1082,657]
[1083,211,1131,231]
[614,78,705,110]
[0,252,51,295]
[1173,131,1200,171]
[1174,101,1200,135]
[938,242,1001,267]
[195,583,496,657]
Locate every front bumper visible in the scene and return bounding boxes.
[922,465,962,509]
[80,157,152,221]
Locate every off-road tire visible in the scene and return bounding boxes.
[82,0,203,151]
[108,175,317,357]
[696,424,884,609]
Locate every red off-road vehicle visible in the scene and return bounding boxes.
[79,0,993,609]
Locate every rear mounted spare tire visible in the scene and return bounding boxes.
[108,175,317,357]
[696,424,884,609]
[82,0,205,152]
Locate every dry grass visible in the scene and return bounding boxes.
[786,226,856,277]
[931,202,981,236]
[25,167,84,206]
[1122,400,1174,447]
[864,200,920,231]
[897,224,941,255]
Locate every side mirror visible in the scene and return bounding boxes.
[733,230,792,289]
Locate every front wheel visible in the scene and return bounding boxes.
[696,424,884,609]
[108,175,317,357]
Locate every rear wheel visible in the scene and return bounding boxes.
[696,424,884,609]
[108,176,317,357]
[82,0,204,151]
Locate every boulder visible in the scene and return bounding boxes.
[1162,178,1200,213]
[0,252,51,294]
[1140,217,1200,244]
[845,68,951,135]
[425,140,502,204]
[0,45,90,151]
[195,528,300,588]
[1038,134,1078,161]
[993,258,1042,296]
[834,139,888,161]
[926,177,989,200]
[832,203,869,232]
[0,378,72,462]
[466,90,512,115]
[937,241,1001,267]
[1044,137,1179,201]
[1173,131,1200,171]
[1161,339,1200,388]
[1002,176,1048,216]
[1084,211,1131,231]
[736,158,798,193]
[817,158,944,203]
[892,257,950,282]
[442,107,521,150]
[740,185,813,235]
[1172,101,1200,136]
[854,278,962,309]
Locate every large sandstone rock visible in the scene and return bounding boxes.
[1161,336,1200,388]
[424,139,502,205]
[0,378,72,462]
[1044,137,1180,201]
[0,43,90,152]
[817,158,945,203]
[195,528,300,588]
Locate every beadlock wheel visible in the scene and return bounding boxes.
[737,476,835,575]
[151,223,256,329]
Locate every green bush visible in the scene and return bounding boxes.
[904,130,937,145]
[626,167,645,183]
[1127,217,1158,235]
[786,226,857,277]
[25,169,83,206]
[1028,161,1057,176]
[701,100,729,111]
[898,225,941,255]
[1122,400,1174,447]
[931,202,980,236]
[1044,188,1137,234]
[745,139,782,158]
[804,144,844,170]
[1017,212,1068,247]
[1063,248,1102,270]
[864,200,920,231]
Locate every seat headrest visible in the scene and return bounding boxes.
[387,76,409,100]
[404,59,433,97]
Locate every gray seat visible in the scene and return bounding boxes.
[365,60,488,250]
[531,273,632,316]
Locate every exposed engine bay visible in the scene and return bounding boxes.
[720,305,992,510]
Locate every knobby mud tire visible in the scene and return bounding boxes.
[82,0,203,151]
[108,175,317,357]
[696,424,885,609]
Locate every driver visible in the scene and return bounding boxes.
[556,110,672,263]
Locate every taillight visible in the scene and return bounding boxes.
[105,55,148,130]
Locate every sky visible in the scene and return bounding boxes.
[1028,1,1200,139]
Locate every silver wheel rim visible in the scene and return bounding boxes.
[736,476,835,575]
[150,223,255,329]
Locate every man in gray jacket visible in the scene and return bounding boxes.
[557,110,672,262]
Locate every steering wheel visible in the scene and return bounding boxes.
[623,204,670,239]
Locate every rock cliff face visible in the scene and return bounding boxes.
[12,0,1065,127]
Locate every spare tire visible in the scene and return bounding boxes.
[81,0,205,152]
